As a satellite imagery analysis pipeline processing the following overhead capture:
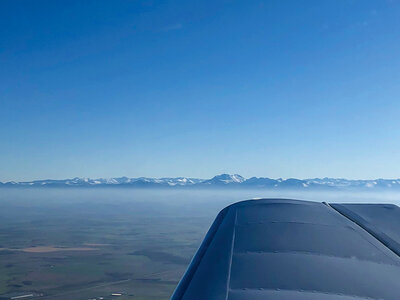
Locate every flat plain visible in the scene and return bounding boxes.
[1,188,398,300]
[0,188,230,300]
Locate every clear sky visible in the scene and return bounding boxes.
[1,0,400,181]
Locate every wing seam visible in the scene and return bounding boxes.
[225,207,237,300]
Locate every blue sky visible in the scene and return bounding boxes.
[1,0,400,181]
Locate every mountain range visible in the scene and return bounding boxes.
[2,174,400,190]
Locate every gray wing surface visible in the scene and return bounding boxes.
[171,199,400,300]
[331,203,400,257]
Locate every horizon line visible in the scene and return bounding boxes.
[2,173,400,184]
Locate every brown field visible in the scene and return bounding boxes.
[0,246,98,253]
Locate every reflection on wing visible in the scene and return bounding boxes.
[171,199,400,300]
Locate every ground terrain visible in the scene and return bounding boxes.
[0,188,398,300]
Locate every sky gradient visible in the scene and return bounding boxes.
[1,0,400,181]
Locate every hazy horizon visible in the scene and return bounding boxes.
[3,173,400,184]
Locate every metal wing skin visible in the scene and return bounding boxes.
[171,199,400,300]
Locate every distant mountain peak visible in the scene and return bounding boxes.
[203,174,246,185]
[2,174,400,190]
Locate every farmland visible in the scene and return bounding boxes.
[0,188,229,300]
[1,188,399,299]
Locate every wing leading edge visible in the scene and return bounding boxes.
[171,199,400,300]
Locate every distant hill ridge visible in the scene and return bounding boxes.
[2,174,400,190]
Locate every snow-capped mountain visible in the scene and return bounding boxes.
[2,174,400,190]
[201,174,246,185]
[4,176,204,187]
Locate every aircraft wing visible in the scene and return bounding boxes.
[171,199,400,300]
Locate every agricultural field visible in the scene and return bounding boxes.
[0,188,234,300]
[1,188,398,300]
